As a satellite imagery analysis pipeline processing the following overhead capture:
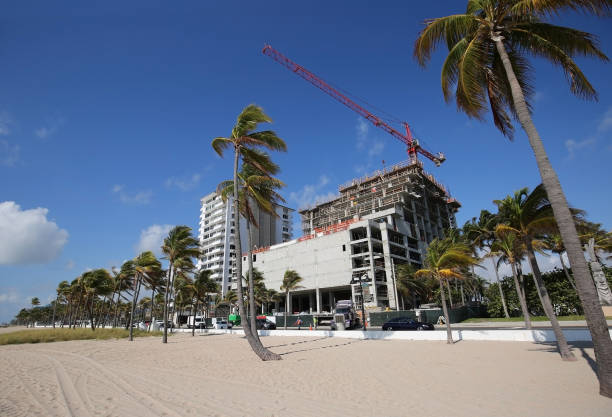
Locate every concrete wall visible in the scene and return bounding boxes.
[243,230,352,292]
[182,328,612,343]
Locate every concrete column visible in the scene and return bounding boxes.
[316,288,321,313]
[309,292,314,313]
[379,223,397,309]
[328,291,333,311]
[410,200,421,241]
[287,293,292,315]
[365,222,377,307]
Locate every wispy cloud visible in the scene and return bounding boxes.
[65,260,75,270]
[0,291,19,303]
[0,112,12,136]
[35,117,64,139]
[0,140,20,167]
[289,175,337,209]
[565,137,595,159]
[598,106,612,133]
[564,107,612,159]
[355,118,385,159]
[112,185,152,205]
[165,173,201,191]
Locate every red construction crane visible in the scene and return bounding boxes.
[262,45,446,167]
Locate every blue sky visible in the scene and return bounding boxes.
[1,1,611,322]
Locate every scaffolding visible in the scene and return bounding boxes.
[299,160,460,236]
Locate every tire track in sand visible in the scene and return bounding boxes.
[45,354,92,417]
[39,349,183,417]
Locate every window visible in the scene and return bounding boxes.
[342,244,346,252]
[253,254,257,262]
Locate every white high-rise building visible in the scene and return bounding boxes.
[197,191,294,296]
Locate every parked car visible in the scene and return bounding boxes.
[156,320,175,329]
[211,318,228,329]
[255,318,276,330]
[382,317,434,331]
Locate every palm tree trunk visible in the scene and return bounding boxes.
[232,146,280,361]
[559,253,577,291]
[525,241,576,361]
[511,262,532,329]
[245,219,260,340]
[162,265,173,343]
[439,278,452,344]
[148,288,155,331]
[445,279,454,308]
[284,292,289,330]
[191,298,197,337]
[494,34,612,396]
[51,296,58,328]
[129,276,142,342]
[460,282,465,306]
[491,257,510,318]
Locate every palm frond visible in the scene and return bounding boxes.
[414,14,479,66]
[211,137,231,157]
[510,0,612,17]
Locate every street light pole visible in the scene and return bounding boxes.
[359,274,368,330]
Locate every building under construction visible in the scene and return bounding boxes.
[241,159,460,313]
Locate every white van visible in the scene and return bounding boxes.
[211,318,228,329]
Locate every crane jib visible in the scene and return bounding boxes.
[262,44,445,166]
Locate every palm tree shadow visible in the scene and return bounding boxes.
[277,339,364,356]
[529,341,597,376]
[265,337,330,349]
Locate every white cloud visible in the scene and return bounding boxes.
[565,137,595,159]
[368,140,385,157]
[65,260,75,270]
[165,173,201,191]
[0,291,19,303]
[0,140,20,166]
[35,116,64,139]
[289,175,337,209]
[0,201,68,265]
[0,112,12,136]
[136,224,172,256]
[598,106,612,133]
[112,185,152,205]
[356,119,368,150]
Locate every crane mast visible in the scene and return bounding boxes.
[262,45,445,167]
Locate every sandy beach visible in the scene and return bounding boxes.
[1,332,610,417]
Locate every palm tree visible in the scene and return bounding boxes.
[218,158,286,336]
[130,252,163,340]
[495,185,576,360]
[463,210,511,318]
[543,233,577,290]
[161,225,199,343]
[51,281,69,328]
[212,104,286,361]
[395,263,424,309]
[414,0,612,394]
[281,270,303,330]
[81,269,113,331]
[416,237,478,343]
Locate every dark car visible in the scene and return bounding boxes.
[255,318,276,330]
[382,317,434,331]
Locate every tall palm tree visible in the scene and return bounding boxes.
[416,237,478,343]
[414,0,612,395]
[161,226,199,343]
[281,270,303,330]
[395,263,424,309]
[464,210,510,318]
[218,158,286,336]
[81,269,113,331]
[495,185,575,360]
[543,233,577,290]
[212,104,286,361]
[51,281,70,328]
[491,225,533,328]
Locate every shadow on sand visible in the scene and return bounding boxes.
[529,341,597,375]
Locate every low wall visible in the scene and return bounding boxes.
[183,327,611,343]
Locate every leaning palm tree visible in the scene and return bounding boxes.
[416,237,478,344]
[212,104,286,361]
[543,233,577,290]
[495,185,576,360]
[414,0,612,395]
[218,158,286,337]
[161,225,199,343]
[281,270,303,330]
[52,281,70,328]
